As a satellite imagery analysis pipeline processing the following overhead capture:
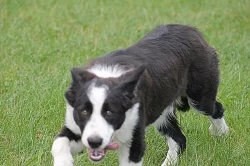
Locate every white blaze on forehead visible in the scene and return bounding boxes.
[88,84,108,111]
[87,64,127,78]
[82,83,114,149]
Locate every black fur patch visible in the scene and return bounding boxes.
[176,96,190,112]
[129,122,146,163]
[57,126,81,141]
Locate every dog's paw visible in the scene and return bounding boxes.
[53,156,74,166]
[51,137,74,166]
[161,154,178,166]
[209,117,229,136]
[209,123,229,136]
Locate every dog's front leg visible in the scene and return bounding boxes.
[117,126,145,166]
[51,126,84,166]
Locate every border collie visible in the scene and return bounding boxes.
[51,24,229,166]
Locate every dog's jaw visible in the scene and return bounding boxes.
[87,142,119,162]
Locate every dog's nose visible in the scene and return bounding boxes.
[87,136,103,148]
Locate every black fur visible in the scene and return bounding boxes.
[57,126,81,141]
[129,122,146,162]
[176,96,190,112]
[212,101,225,119]
[156,109,186,154]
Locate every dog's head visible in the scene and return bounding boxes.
[65,66,145,162]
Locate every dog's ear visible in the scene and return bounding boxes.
[65,85,76,106]
[118,65,145,103]
[71,67,96,84]
[65,67,96,106]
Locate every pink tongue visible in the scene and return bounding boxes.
[106,142,119,150]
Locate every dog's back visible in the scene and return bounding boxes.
[86,24,219,125]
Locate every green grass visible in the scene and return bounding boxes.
[0,0,249,165]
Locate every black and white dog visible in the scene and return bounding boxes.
[51,24,229,166]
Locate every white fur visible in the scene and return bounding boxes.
[161,137,179,166]
[52,103,84,166]
[114,103,142,165]
[87,64,128,78]
[65,102,81,135]
[114,103,140,143]
[70,140,84,156]
[118,144,143,166]
[82,84,114,149]
[154,104,175,129]
[209,116,229,136]
[51,137,74,166]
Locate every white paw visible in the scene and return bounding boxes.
[52,137,74,166]
[161,150,178,166]
[209,117,229,136]
[161,156,177,166]
[53,156,74,166]
[209,124,229,136]
[161,137,179,165]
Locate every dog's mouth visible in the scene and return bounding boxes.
[88,149,106,161]
[88,142,119,162]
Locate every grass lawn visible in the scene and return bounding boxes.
[0,0,249,165]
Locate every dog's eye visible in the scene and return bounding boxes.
[82,110,88,115]
[106,110,112,116]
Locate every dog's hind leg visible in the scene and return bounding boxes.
[51,103,84,166]
[186,53,229,136]
[154,104,186,165]
[188,97,229,136]
[208,101,229,136]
